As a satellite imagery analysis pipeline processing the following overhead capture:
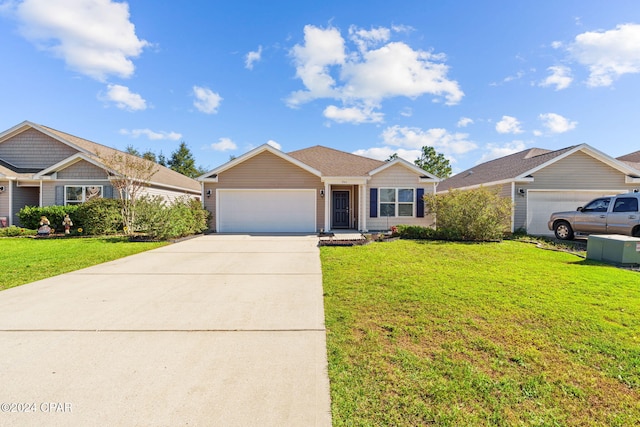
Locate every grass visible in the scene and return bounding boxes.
[0,237,168,291]
[321,239,640,426]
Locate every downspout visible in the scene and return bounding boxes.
[8,180,13,226]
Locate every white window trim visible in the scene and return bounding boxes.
[379,187,415,217]
[64,185,104,205]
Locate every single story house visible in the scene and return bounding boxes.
[437,143,640,236]
[198,144,439,233]
[0,121,201,227]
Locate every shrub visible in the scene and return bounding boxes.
[424,187,513,241]
[17,205,80,232]
[395,225,436,239]
[74,198,123,235]
[0,226,37,237]
[133,196,210,240]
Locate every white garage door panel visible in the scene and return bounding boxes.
[527,191,619,236]
[218,190,316,232]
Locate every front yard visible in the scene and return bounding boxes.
[0,237,167,291]
[321,240,640,426]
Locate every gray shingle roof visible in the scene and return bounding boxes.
[438,146,577,191]
[288,145,385,177]
[40,125,200,192]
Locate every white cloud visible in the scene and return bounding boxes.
[352,147,421,163]
[119,128,181,140]
[287,24,463,122]
[380,125,477,155]
[266,140,281,150]
[210,137,236,151]
[457,117,473,128]
[323,104,384,124]
[245,45,262,70]
[348,25,391,52]
[568,23,640,87]
[102,84,146,111]
[538,113,577,134]
[476,141,527,164]
[12,0,148,81]
[495,115,523,134]
[400,107,413,117]
[540,65,573,90]
[193,85,222,114]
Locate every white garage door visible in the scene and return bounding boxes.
[217,189,317,232]
[527,190,621,236]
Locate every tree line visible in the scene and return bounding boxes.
[125,142,206,179]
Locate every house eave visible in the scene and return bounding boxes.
[437,177,534,193]
[321,176,369,185]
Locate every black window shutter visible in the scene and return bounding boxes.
[416,188,425,217]
[370,188,378,217]
[55,186,64,205]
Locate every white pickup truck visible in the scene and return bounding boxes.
[548,192,640,240]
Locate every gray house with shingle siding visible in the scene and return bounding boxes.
[438,144,640,236]
[0,121,200,227]
[199,144,439,233]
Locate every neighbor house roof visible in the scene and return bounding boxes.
[438,146,575,191]
[617,151,640,171]
[287,145,385,177]
[0,121,200,192]
[439,143,640,192]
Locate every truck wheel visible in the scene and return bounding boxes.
[633,226,640,238]
[554,221,574,240]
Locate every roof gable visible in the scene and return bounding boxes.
[439,144,640,191]
[368,157,440,181]
[199,144,322,180]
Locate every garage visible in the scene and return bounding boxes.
[217,189,317,233]
[526,190,622,236]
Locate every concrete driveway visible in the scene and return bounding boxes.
[0,234,332,426]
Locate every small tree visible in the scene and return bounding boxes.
[168,142,205,178]
[424,187,513,241]
[97,150,159,234]
[415,146,452,178]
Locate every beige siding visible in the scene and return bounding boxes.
[367,164,436,231]
[203,151,324,231]
[0,129,78,169]
[141,186,198,202]
[531,151,634,189]
[57,160,107,179]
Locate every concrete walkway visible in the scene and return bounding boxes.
[0,234,332,426]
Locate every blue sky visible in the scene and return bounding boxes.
[1,0,639,175]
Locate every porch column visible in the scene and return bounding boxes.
[359,183,367,232]
[324,182,331,232]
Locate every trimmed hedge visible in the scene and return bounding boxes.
[17,205,80,232]
[0,226,37,237]
[74,198,123,235]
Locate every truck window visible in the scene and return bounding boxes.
[612,197,639,213]
[582,198,610,212]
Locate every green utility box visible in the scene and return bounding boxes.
[587,234,640,265]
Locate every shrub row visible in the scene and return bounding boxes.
[0,226,37,237]
[17,196,210,240]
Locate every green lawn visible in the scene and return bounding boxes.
[321,240,640,426]
[0,237,167,291]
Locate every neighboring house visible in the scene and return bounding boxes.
[0,121,200,227]
[198,144,439,233]
[437,144,640,236]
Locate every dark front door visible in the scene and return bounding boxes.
[333,191,350,228]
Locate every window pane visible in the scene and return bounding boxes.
[66,187,83,201]
[380,203,395,217]
[398,188,414,203]
[86,186,102,200]
[398,204,413,216]
[380,188,396,203]
[613,198,638,213]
